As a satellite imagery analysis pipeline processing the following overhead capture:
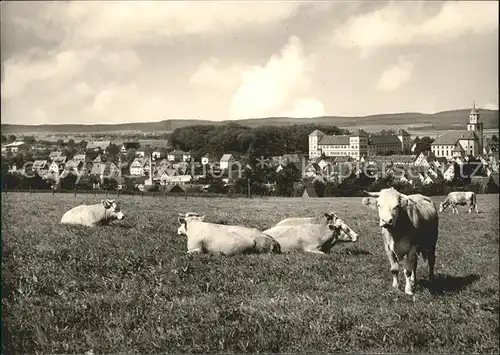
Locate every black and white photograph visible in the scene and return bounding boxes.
[1,1,499,353]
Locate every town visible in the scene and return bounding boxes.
[2,104,498,196]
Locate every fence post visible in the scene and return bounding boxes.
[29,186,32,195]
[164,189,167,199]
[185,190,187,199]
[4,184,7,194]
[117,189,120,198]
[106,189,108,198]
[53,187,55,196]
[94,188,97,197]
[74,187,77,197]
[152,190,155,198]
[142,190,144,198]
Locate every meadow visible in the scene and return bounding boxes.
[2,192,499,354]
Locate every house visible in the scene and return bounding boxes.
[32,160,49,173]
[431,104,484,158]
[164,175,192,185]
[220,154,235,170]
[152,148,162,160]
[2,141,28,153]
[136,150,146,158]
[49,151,64,160]
[129,158,150,176]
[120,142,141,153]
[167,149,189,162]
[443,164,455,181]
[65,159,84,172]
[86,141,111,152]
[48,160,66,175]
[72,154,87,164]
[201,153,215,165]
[100,162,120,182]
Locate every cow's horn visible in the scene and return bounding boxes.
[364,190,380,197]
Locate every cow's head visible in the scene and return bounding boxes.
[332,217,359,242]
[101,199,125,220]
[177,212,205,235]
[324,211,338,224]
[438,201,448,213]
[362,188,408,228]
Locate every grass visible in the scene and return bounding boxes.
[2,192,499,354]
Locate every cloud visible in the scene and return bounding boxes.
[332,1,498,51]
[229,36,315,119]
[376,56,414,91]
[190,57,244,90]
[286,98,325,118]
[33,1,303,48]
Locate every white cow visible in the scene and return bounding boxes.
[362,188,438,295]
[263,217,358,254]
[439,191,478,214]
[60,199,125,226]
[177,213,281,255]
[274,211,337,226]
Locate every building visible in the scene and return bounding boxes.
[431,102,484,159]
[220,154,235,170]
[120,142,141,153]
[167,150,191,162]
[86,141,111,152]
[129,158,150,176]
[2,141,28,153]
[308,129,410,160]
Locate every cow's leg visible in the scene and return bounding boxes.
[453,204,459,214]
[474,203,479,213]
[384,244,399,289]
[468,203,472,214]
[187,248,203,254]
[427,246,436,280]
[306,249,326,255]
[404,246,418,295]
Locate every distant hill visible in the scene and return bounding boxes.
[2,109,498,134]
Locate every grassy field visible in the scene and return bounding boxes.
[2,192,499,354]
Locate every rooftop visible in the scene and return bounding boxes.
[432,130,478,145]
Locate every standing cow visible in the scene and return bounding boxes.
[361,188,438,295]
[439,191,478,214]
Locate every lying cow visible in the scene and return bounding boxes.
[60,199,125,226]
[177,213,281,255]
[274,211,337,226]
[362,188,438,295]
[263,217,358,254]
[439,191,478,214]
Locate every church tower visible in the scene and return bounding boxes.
[466,101,484,155]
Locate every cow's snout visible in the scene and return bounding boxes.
[349,232,358,242]
[117,213,125,220]
[380,218,393,227]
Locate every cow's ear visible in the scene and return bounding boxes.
[399,195,410,208]
[199,215,206,221]
[101,200,111,209]
[361,197,378,210]
[178,217,186,224]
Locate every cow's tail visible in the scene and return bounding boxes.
[472,192,477,208]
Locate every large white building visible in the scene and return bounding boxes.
[431,103,484,159]
[308,129,411,160]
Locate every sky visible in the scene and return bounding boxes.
[1,0,498,125]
